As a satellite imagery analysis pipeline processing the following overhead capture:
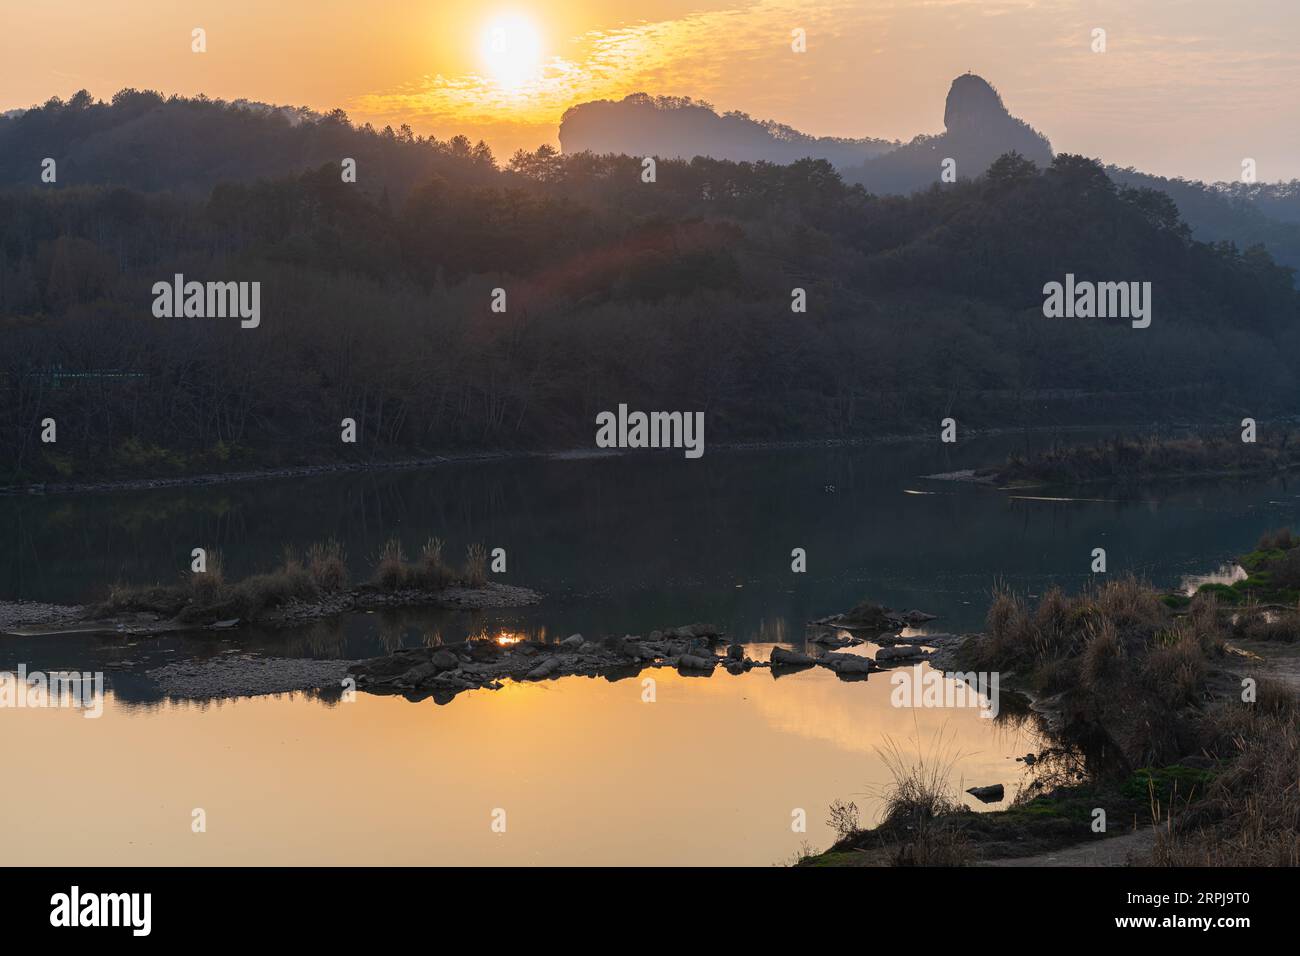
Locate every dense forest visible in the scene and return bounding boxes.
[0,89,500,200]
[1107,167,1300,269]
[1,92,1298,484]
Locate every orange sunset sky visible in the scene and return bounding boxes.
[2,0,1298,182]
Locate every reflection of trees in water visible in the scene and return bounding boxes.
[1013,745,1091,805]
[944,671,1121,800]
[378,616,407,654]
[300,619,346,657]
[750,617,787,645]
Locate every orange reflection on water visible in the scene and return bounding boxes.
[0,664,1039,865]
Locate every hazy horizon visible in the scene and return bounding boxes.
[2,0,1299,183]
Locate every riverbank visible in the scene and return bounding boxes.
[927,431,1300,490]
[0,422,1220,498]
[800,559,1300,867]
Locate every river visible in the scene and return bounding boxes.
[2,435,1297,863]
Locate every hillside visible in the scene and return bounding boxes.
[0,89,499,200]
[2,93,1298,484]
[558,93,895,167]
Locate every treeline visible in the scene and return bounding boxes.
[1109,167,1300,270]
[2,107,1299,482]
[0,89,499,200]
[993,432,1300,487]
[558,92,895,167]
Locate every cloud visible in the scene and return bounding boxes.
[348,1,878,128]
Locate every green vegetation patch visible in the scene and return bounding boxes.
[1122,765,1217,803]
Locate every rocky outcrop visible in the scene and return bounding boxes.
[558,93,894,168]
[347,622,926,704]
[769,645,816,668]
[349,624,751,704]
[811,603,938,632]
[847,73,1053,195]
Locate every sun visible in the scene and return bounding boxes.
[479,13,544,90]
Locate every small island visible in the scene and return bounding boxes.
[0,537,540,638]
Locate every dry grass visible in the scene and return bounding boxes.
[373,537,409,591]
[1079,618,1124,691]
[975,578,1226,768]
[1149,682,1299,866]
[1231,605,1300,642]
[1257,527,1299,553]
[189,549,225,606]
[371,537,490,592]
[979,576,1167,688]
[307,538,348,591]
[874,732,974,866]
[98,534,491,620]
[412,537,454,590]
[463,543,488,588]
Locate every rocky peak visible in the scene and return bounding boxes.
[943,73,1011,131]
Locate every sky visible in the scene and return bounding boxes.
[1,0,1298,182]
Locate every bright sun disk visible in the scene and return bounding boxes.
[480,14,543,90]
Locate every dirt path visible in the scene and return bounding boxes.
[1225,639,1300,694]
[981,827,1157,867]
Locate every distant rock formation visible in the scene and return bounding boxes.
[846,73,1053,194]
[558,93,896,167]
[558,77,1051,193]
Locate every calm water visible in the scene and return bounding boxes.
[2,437,1298,864]
[4,436,1298,649]
[4,666,1035,866]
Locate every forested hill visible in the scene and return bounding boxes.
[7,87,1300,270]
[1,97,1298,483]
[558,93,896,167]
[1106,167,1300,270]
[0,90,500,200]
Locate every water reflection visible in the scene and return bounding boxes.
[1180,563,1247,595]
[0,665,1041,866]
[4,438,1296,648]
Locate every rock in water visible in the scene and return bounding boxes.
[819,653,875,674]
[525,658,561,680]
[431,649,460,670]
[966,784,1005,803]
[678,654,716,671]
[770,646,815,666]
[875,645,925,663]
